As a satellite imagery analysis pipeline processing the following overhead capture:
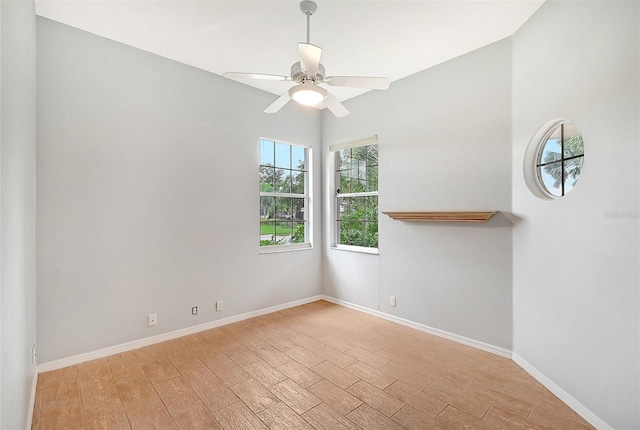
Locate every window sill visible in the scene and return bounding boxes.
[260,243,313,254]
[331,245,379,255]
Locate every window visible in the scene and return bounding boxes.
[536,122,584,198]
[525,120,584,199]
[332,137,378,250]
[259,138,311,250]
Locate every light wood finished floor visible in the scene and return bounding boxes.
[32,300,594,430]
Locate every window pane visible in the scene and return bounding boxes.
[340,217,364,246]
[292,222,305,243]
[339,170,351,194]
[367,165,378,192]
[366,195,378,221]
[358,159,367,187]
[280,222,294,243]
[291,197,305,221]
[343,227,355,246]
[337,197,350,221]
[349,162,359,189]
[262,221,291,245]
[262,221,292,245]
[337,149,351,171]
[337,195,378,247]
[539,162,563,197]
[260,221,279,246]
[564,156,584,193]
[367,144,378,167]
[338,220,348,245]
[280,222,292,240]
[350,159,366,193]
[351,196,367,220]
[275,142,291,169]
[539,134,561,166]
[260,140,274,166]
[260,166,275,192]
[260,196,275,219]
[563,124,584,157]
[292,170,305,195]
[353,146,367,161]
[365,221,378,248]
[275,197,292,221]
[292,146,305,171]
[275,169,291,194]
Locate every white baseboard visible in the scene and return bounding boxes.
[25,369,38,430]
[38,293,510,372]
[321,295,512,358]
[34,293,611,430]
[323,296,614,430]
[512,353,613,430]
[37,295,324,373]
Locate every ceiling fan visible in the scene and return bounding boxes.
[223,0,390,118]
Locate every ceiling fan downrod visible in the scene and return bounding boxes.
[300,0,317,44]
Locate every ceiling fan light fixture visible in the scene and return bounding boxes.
[289,84,326,106]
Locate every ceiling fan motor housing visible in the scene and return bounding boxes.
[300,1,317,16]
[291,61,325,84]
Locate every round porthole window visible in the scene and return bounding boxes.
[524,120,584,199]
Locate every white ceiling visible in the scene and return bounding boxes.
[34,0,545,102]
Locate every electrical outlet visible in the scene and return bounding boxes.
[192,306,198,315]
[216,300,223,312]
[148,313,157,326]
[390,296,396,307]
[31,344,37,365]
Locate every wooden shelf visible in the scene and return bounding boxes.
[382,211,498,223]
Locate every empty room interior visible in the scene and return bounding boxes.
[1,0,639,429]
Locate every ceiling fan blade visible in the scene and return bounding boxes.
[299,43,322,76]
[325,76,390,90]
[224,72,289,81]
[322,91,350,118]
[263,91,292,114]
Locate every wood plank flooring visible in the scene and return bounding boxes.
[32,300,594,430]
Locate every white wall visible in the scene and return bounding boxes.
[33,2,640,426]
[323,39,513,350]
[36,18,323,363]
[1,0,38,428]
[512,1,639,428]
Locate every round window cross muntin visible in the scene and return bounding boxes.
[525,119,585,200]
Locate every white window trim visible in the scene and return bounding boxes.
[332,244,379,255]
[523,120,584,200]
[329,135,378,152]
[329,135,379,254]
[260,242,312,254]
[336,191,378,198]
[259,137,313,254]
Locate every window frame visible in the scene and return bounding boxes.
[330,136,379,254]
[259,137,313,253]
[524,119,585,200]
[534,122,584,198]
